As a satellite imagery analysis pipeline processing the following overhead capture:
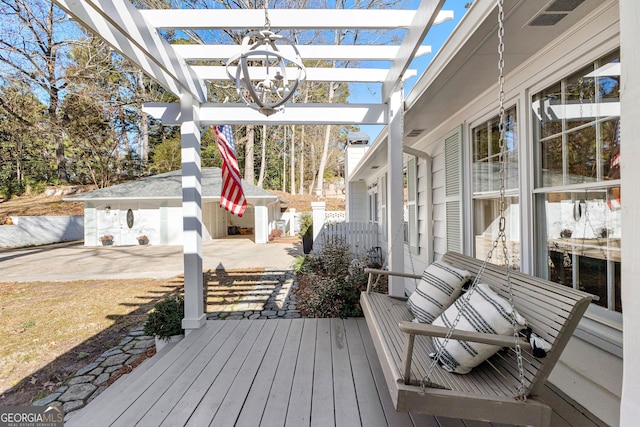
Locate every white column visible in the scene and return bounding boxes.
[289,208,296,236]
[254,204,269,244]
[311,201,326,252]
[620,0,640,424]
[180,94,206,333]
[387,82,405,297]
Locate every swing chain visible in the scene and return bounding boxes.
[422,0,527,400]
[497,0,527,400]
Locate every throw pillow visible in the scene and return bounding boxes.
[407,261,471,324]
[431,283,527,374]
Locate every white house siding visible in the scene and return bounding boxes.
[165,203,184,245]
[348,181,368,223]
[397,3,622,424]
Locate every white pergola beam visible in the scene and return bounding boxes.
[383,0,447,101]
[174,44,431,62]
[55,0,206,103]
[140,9,454,30]
[143,103,387,126]
[192,66,417,83]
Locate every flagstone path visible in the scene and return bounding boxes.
[32,269,300,422]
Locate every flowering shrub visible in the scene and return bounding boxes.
[269,228,284,241]
[294,239,386,318]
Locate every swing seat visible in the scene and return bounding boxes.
[360,252,596,427]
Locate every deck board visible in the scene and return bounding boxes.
[356,317,418,427]
[210,320,280,426]
[185,320,267,426]
[285,319,317,427]
[66,318,604,427]
[129,320,240,426]
[259,319,303,427]
[159,320,253,427]
[311,318,334,427]
[234,319,292,427]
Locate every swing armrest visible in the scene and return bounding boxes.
[364,268,422,280]
[398,322,531,384]
[398,322,532,350]
[364,268,422,292]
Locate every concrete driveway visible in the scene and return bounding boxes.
[0,236,302,282]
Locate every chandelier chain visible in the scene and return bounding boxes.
[263,0,271,31]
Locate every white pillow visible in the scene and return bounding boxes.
[407,261,470,324]
[431,283,527,374]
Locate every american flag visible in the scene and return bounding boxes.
[214,125,247,217]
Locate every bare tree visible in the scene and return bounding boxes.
[0,0,81,183]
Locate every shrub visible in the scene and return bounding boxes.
[294,239,386,318]
[143,296,184,340]
[269,228,283,241]
[299,213,313,238]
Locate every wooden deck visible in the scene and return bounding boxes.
[67,318,604,427]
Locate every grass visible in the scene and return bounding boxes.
[0,277,182,405]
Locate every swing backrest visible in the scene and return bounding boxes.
[441,252,596,395]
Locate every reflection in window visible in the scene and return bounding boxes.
[532,50,620,187]
[472,107,518,193]
[473,196,519,269]
[533,49,621,313]
[541,189,621,312]
[471,107,519,268]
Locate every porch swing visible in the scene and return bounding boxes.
[359,1,596,425]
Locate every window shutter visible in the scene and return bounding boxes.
[445,127,463,253]
[407,157,419,254]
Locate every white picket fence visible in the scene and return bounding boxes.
[316,221,379,257]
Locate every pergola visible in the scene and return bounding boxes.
[54,0,453,332]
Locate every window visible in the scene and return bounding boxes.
[403,157,418,253]
[368,187,378,223]
[532,49,621,313]
[380,174,387,238]
[471,107,519,268]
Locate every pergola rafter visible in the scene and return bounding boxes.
[56,0,207,102]
[173,44,433,62]
[139,8,454,30]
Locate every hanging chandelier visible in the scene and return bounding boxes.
[225,4,306,116]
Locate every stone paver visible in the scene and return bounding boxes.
[35,327,157,421]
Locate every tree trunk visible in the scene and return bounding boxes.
[299,125,306,195]
[282,128,287,192]
[315,82,336,197]
[257,124,267,187]
[140,111,149,172]
[245,124,255,184]
[290,125,296,195]
[308,138,317,195]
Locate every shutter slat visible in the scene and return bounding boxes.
[444,127,462,254]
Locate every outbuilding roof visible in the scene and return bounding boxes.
[65,168,278,202]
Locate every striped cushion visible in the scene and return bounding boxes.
[407,261,470,324]
[431,283,527,374]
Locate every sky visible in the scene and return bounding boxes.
[349,0,471,142]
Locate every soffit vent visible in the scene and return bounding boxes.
[406,129,425,138]
[528,0,584,26]
[529,13,567,26]
[546,0,585,12]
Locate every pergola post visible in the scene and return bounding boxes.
[620,0,640,422]
[387,82,405,297]
[180,94,206,334]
